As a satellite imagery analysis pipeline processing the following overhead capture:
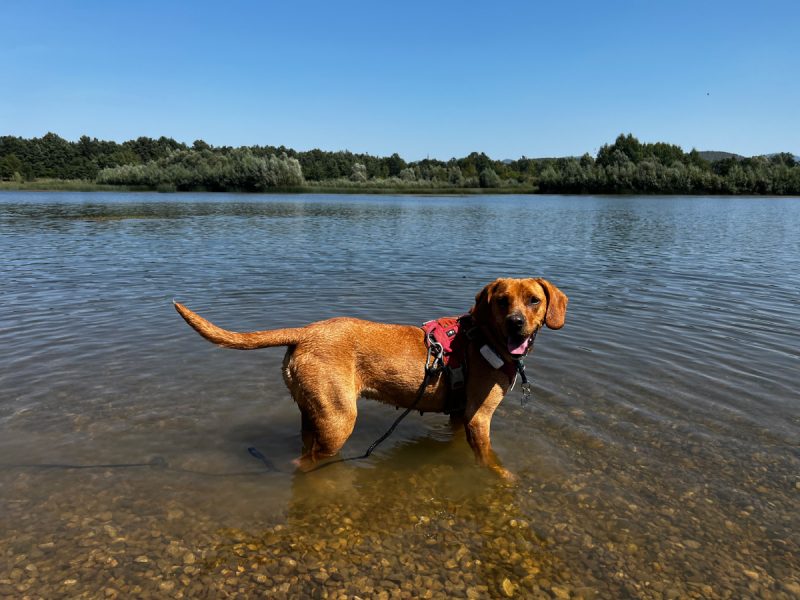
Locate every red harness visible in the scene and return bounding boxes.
[421,315,518,413]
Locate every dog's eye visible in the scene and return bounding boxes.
[497,297,509,308]
[529,297,541,306]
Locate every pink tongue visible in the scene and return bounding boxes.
[507,337,529,356]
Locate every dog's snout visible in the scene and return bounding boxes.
[506,312,525,331]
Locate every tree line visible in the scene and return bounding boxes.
[1,132,798,194]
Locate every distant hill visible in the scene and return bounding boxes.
[502,151,797,164]
[697,151,744,162]
[698,150,799,163]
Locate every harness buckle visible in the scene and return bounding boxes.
[448,366,465,390]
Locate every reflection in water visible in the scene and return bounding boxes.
[0,191,798,598]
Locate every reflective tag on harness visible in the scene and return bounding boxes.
[479,344,505,369]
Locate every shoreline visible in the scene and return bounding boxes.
[0,180,528,195]
[2,180,799,197]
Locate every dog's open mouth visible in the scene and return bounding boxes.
[507,334,531,357]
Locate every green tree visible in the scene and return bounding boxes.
[448,165,464,186]
[0,153,23,180]
[398,167,416,181]
[479,167,500,188]
[385,153,406,177]
[350,162,367,182]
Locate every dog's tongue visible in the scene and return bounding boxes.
[507,337,530,356]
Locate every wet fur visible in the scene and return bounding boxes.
[174,278,567,478]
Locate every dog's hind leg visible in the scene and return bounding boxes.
[293,386,358,471]
[283,348,359,470]
[300,410,316,457]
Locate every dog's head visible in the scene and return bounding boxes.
[471,278,568,358]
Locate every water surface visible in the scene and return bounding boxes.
[1,192,798,598]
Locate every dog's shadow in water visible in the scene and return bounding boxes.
[224,413,502,502]
[215,415,557,585]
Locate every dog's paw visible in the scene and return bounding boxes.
[292,455,316,472]
[493,466,519,484]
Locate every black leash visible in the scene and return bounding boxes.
[247,446,277,471]
[1,455,277,477]
[0,456,167,470]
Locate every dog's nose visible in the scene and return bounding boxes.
[506,313,525,332]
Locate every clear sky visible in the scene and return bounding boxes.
[2,0,798,160]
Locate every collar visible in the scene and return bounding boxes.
[476,325,540,384]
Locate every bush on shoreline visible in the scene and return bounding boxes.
[95,148,304,191]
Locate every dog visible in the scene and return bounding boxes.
[174,278,567,479]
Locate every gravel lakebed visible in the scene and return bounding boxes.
[2,406,797,600]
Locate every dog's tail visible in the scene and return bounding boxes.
[173,301,305,349]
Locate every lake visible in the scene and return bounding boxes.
[1,191,798,599]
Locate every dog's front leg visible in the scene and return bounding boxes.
[463,381,516,481]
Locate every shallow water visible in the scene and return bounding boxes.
[1,191,798,599]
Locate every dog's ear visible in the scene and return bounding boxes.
[535,278,568,330]
[471,280,498,325]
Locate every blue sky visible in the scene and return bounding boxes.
[2,0,798,160]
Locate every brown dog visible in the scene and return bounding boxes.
[174,278,567,478]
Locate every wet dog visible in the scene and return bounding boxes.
[174,278,567,478]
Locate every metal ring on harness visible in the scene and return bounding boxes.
[425,334,445,374]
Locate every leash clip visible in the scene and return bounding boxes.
[520,381,533,406]
[516,361,533,406]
